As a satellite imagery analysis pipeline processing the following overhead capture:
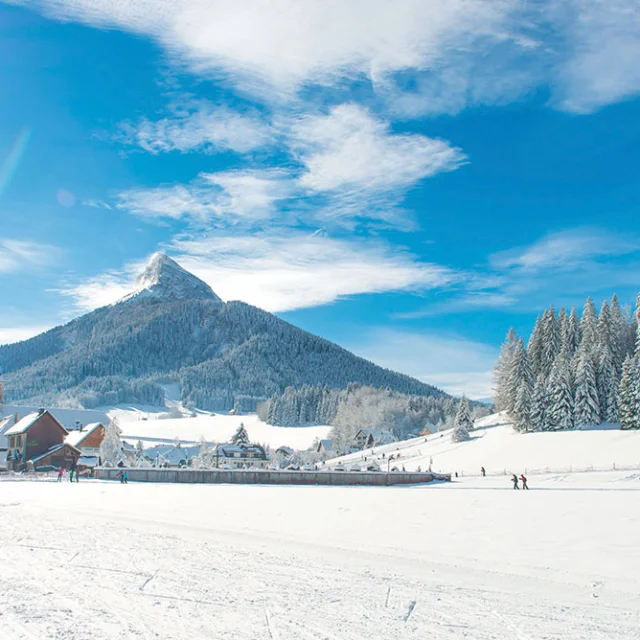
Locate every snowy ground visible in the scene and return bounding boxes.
[327,412,640,476]
[108,409,331,450]
[1,472,639,639]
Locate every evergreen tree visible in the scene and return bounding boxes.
[514,382,532,432]
[527,316,544,377]
[452,395,472,442]
[580,297,598,352]
[231,422,250,444]
[574,347,600,427]
[558,307,570,353]
[493,328,519,411]
[618,356,637,430]
[540,307,561,377]
[567,306,581,356]
[530,375,547,431]
[596,301,613,353]
[548,354,574,430]
[609,294,627,375]
[506,339,533,415]
[596,345,616,422]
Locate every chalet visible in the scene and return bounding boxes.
[275,446,294,458]
[65,423,106,471]
[352,429,394,450]
[316,439,333,454]
[143,444,201,468]
[4,409,80,471]
[214,443,268,469]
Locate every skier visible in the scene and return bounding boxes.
[511,473,519,490]
[57,466,64,482]
[69,458,78,483]
[123,470,129,484]
[481,466,486,477]
[520,474,529,490]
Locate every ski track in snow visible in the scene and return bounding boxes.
[0,472,639,639]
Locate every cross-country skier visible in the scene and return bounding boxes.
[520,474,529,490]
[481,466,486,477]
[511,473,519,490]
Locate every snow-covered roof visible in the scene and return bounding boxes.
[78,455,99,467]
[217,443,267,459]
[317,439,333,451]
[5,412,43,436]
[30,442,81,464]
[0,415,17,448]
[65,423,104,448]
[145,444,201,465]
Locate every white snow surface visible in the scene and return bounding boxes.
[1,471,638,639]
[108,408,332,450]
[327,411,640,475]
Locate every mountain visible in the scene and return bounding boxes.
[0,254,446,412]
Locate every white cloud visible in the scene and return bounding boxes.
[18,0,518,97]
[15,1,640,114]
[349,328,497,399]
[58,233,460,314]
[0,325,53,345]
[290,104,466,192]
[117,170,294,222]
[118,102,273,154]
[490,228,640,272]
[0,239,59,273]
[552,0,640,113]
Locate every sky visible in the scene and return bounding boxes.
[1,1,640,400]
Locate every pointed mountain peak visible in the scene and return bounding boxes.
[132,252,221,302]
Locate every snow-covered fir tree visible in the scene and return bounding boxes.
[547,353,574,430]
[100,418,123,466]
[231,423,250,445]
[618,356,638,430]
[493,328,519,411]
[514,383,532,432]
[494,292,639,431]
[574,347,600,428]
[529,375,547,431]
[452,395,473,442]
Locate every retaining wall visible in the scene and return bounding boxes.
[94,467,450,486]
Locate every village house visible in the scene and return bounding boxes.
[64,422,106,472]
[4,409,80,471]
[315,439,333,455]
[351,429,394,451]
[214,443,269,469]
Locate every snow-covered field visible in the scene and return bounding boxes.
[107,407,332,450]
[1,472,639,639]
[327,412,640,476]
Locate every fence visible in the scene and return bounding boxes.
[94,467,451,486]
[445,462,640,478]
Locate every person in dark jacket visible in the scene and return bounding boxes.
[511,473,519,489]
[520,474,529,490]
[69,458,77,482]
[481,466,486,477]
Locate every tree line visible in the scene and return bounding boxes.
[494,294,640,431]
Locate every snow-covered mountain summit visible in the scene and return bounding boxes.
[130,252,221,302]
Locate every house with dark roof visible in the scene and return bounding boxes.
[352,429,394,450]
[316,439,334,454]
[214,443,268,469]
[5,409,80,471]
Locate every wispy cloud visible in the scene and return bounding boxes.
[349,328,498,399]
[58,232,461,314]
[490,228,640,272]
[117,169,295,223]
[0,239,60,273]
[117,101,273,154]
[116,104,466,228]
[13,1,640,114]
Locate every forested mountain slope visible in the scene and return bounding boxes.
[0,254,445,411]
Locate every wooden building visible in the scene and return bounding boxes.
[4,409,79,471]
[65,422,106,471]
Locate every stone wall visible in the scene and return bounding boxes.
[95,467,450,486]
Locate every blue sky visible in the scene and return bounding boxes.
[2,0,640,399]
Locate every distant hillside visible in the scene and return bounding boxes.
[0,253,446,411]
